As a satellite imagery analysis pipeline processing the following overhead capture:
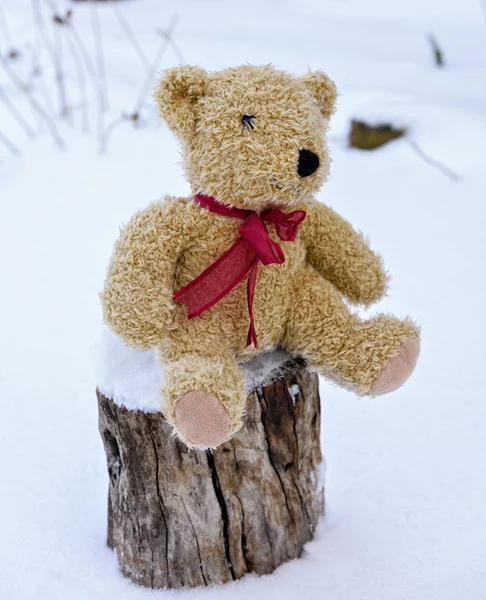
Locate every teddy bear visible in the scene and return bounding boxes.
[101,64,420,450]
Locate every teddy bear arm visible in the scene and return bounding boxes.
[101,201,186,349]
[303,202,389,306]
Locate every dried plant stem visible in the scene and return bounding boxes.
[26,42,57,122]
[113,0,151,72]
[134,15,178,114]
[32,0,70,118]
[0,56,66,149]
[101,15,179,154]
[166,33,185,64]
[66,23,105,140]
[100,15,177,153]
[0,130,20,156]
[66,24,103,102]
[52,13,71,120]
[407,137,460,181]
[90,0,108,110]
[4,1,185,158]
[63,32,89,132]
[0,4,14,51]
[0,84,36,138]
[99,115,126,153]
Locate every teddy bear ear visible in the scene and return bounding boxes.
[154,65,208,140]
[300,71,337,119]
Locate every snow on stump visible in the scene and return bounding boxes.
[96,334,324,589]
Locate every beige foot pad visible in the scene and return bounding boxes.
[175,390,231,449]
[370,339,420,396]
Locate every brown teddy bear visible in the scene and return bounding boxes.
[102,64,420,449]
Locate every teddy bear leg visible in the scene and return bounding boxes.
[161,352,247,449]
[284,267,420,395]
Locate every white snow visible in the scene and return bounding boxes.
[1,0,486,599]
[96,329,164,412]
[288,383,301,405]
[240,349,299,393]
[95,328,297,411]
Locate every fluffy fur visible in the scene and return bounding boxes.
[102,64,420,449]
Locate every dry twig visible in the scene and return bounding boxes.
[63,32,90,132]
[407,137,460,181]
[99,111,143,153]
[158,26,185,64]
[0,4,15,54]
[113,0,151,72]
[32,0,70,118]
[65,17,105,138]
[25,41,57,122]
[3,2,184,158]
[101,15,179,153]
[0,83,37,138]
[0,54,66,149]
[90,0,108,110]
[134,15,179,114]
[99,114,126,152]
[44,3,105,140]
[0,130,20,156]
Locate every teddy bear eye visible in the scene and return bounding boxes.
[242,114,256,130]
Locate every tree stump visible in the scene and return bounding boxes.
[97,357,324,589]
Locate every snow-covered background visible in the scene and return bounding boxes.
[1,0,486,598]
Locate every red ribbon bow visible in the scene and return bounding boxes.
[173,194,306,347]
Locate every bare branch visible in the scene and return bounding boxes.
[42,1,106,140]
[4,1,186,158]
[25,42,57,122]
[166,33,185,64]
[134,15,179,114]
[99,115,127,154]
[101,15,180,154]
[64,19,105,139]
[33,0,70,118]
[113,0,151,73]
[0,129,20,156]
[0,4,15,53]
[53,14,70,119]
[0,84,37,138]
[407,137,460,181]
[0,54,66,149]
[156,17,185,64]
[90,0,108,110]
[62,31,89,132]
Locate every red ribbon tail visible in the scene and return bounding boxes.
[246,260,259,347]
[174,238,256,318]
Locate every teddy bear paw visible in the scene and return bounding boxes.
[370,339,420,396]
[174,390,231,449]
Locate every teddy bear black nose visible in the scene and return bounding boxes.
[298,149,320,177]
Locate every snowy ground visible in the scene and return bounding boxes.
[1,0,486,598]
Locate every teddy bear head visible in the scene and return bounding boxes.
[155,64,337,211]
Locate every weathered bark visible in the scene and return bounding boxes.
[97,359,324,589]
